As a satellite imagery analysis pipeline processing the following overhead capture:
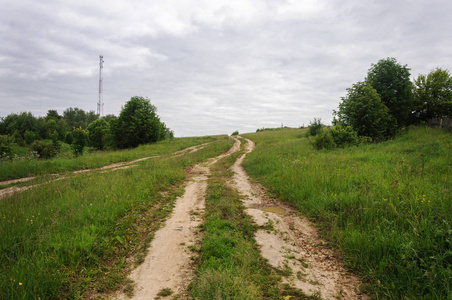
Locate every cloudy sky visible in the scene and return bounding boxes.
[1,0,451,136]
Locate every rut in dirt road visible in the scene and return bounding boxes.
[230,137,367,300]
[116,139,240,300]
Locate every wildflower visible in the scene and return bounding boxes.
[19,282,22,286]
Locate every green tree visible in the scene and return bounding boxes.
[413,68,452,122]
[87,118,110,150]
[72,127,88,156]
[366,57,413,127]
[112,96,165,148]
[0,135,13,158]
[334,81,395,141]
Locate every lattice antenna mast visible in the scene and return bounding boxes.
[97,55,104,116]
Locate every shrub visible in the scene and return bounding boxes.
[231,130,239,136]
[30,140,58,159]
[72,127,88,156]
[87,119,110,150]
[311,129,336,150]
[0,135,13,158]
[329,125,359,148]
[306,118,323,137]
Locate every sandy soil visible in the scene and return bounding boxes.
[116,139,240,300]
[230,137,367,300]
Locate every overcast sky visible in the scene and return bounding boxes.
[1,0,451,136]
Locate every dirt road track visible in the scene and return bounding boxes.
[0,143,210,200]
[116,139,240,299]
[111,136,366,299]
[231,137,366,299]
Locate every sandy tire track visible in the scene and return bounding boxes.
[116,138,240,300]
[230,137,367,300]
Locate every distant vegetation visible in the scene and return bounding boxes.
[307,58,452,149]
[0,96,173,160]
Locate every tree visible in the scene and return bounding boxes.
[413,68,452,122]
[334,81,395,141]
[112,96,165,148]
[72,127,88,156]
[366,57,413,127]
[63,107,98,129]
[87,118,110,150]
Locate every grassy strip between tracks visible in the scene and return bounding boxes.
[242,126,452,299]
[0,135,233,299]
[191,138,315,299]
[0,136,216,182]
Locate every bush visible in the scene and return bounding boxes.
[311,129,336,150]
[30,140,58,159]
[231,130,239,136]
[72,127,88,156]
[0,135,13,158]
[87,119,110,150]
[306,118,323,137]
[329,125,359,148]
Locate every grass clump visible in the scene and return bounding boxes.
[243,126,452,299]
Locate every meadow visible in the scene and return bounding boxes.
[0,136,216,182]
[242,126,452,299]
[0,135,234,299]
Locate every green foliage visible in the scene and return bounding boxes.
[112,96,167,149]
[335,81,395,141]
[413,68,452,121]
[306,118,323,137]
[72,127,88,156]
[311,129,336,150]
[231,130,239,136]
[329,125,360,147]
[30,140,58,159]
[63,107,98,129]
[87,119,110,150]
[23,130,37,145]
[0,135,13,158]
[366,57,413,127]
[242,127,452,299]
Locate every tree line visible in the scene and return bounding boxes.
[0,96,173,159]
[309,57,452,149]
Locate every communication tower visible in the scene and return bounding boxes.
[97,55,104,116]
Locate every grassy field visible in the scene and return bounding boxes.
[0,135,233,299]
[0,136,216,181]
[242,126,452,299]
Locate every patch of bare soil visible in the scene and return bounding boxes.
[231,137,367,300]
[115,139,240,300]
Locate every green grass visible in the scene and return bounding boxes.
[0,136,217,181]
[242,126,452,299]
[191,138,314,299]
[0,135,234,299]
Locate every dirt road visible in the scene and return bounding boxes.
[117,137,366,299]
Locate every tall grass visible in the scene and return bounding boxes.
[0,136,216,181]
[242,127,452,299]
[0,136,233,299]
